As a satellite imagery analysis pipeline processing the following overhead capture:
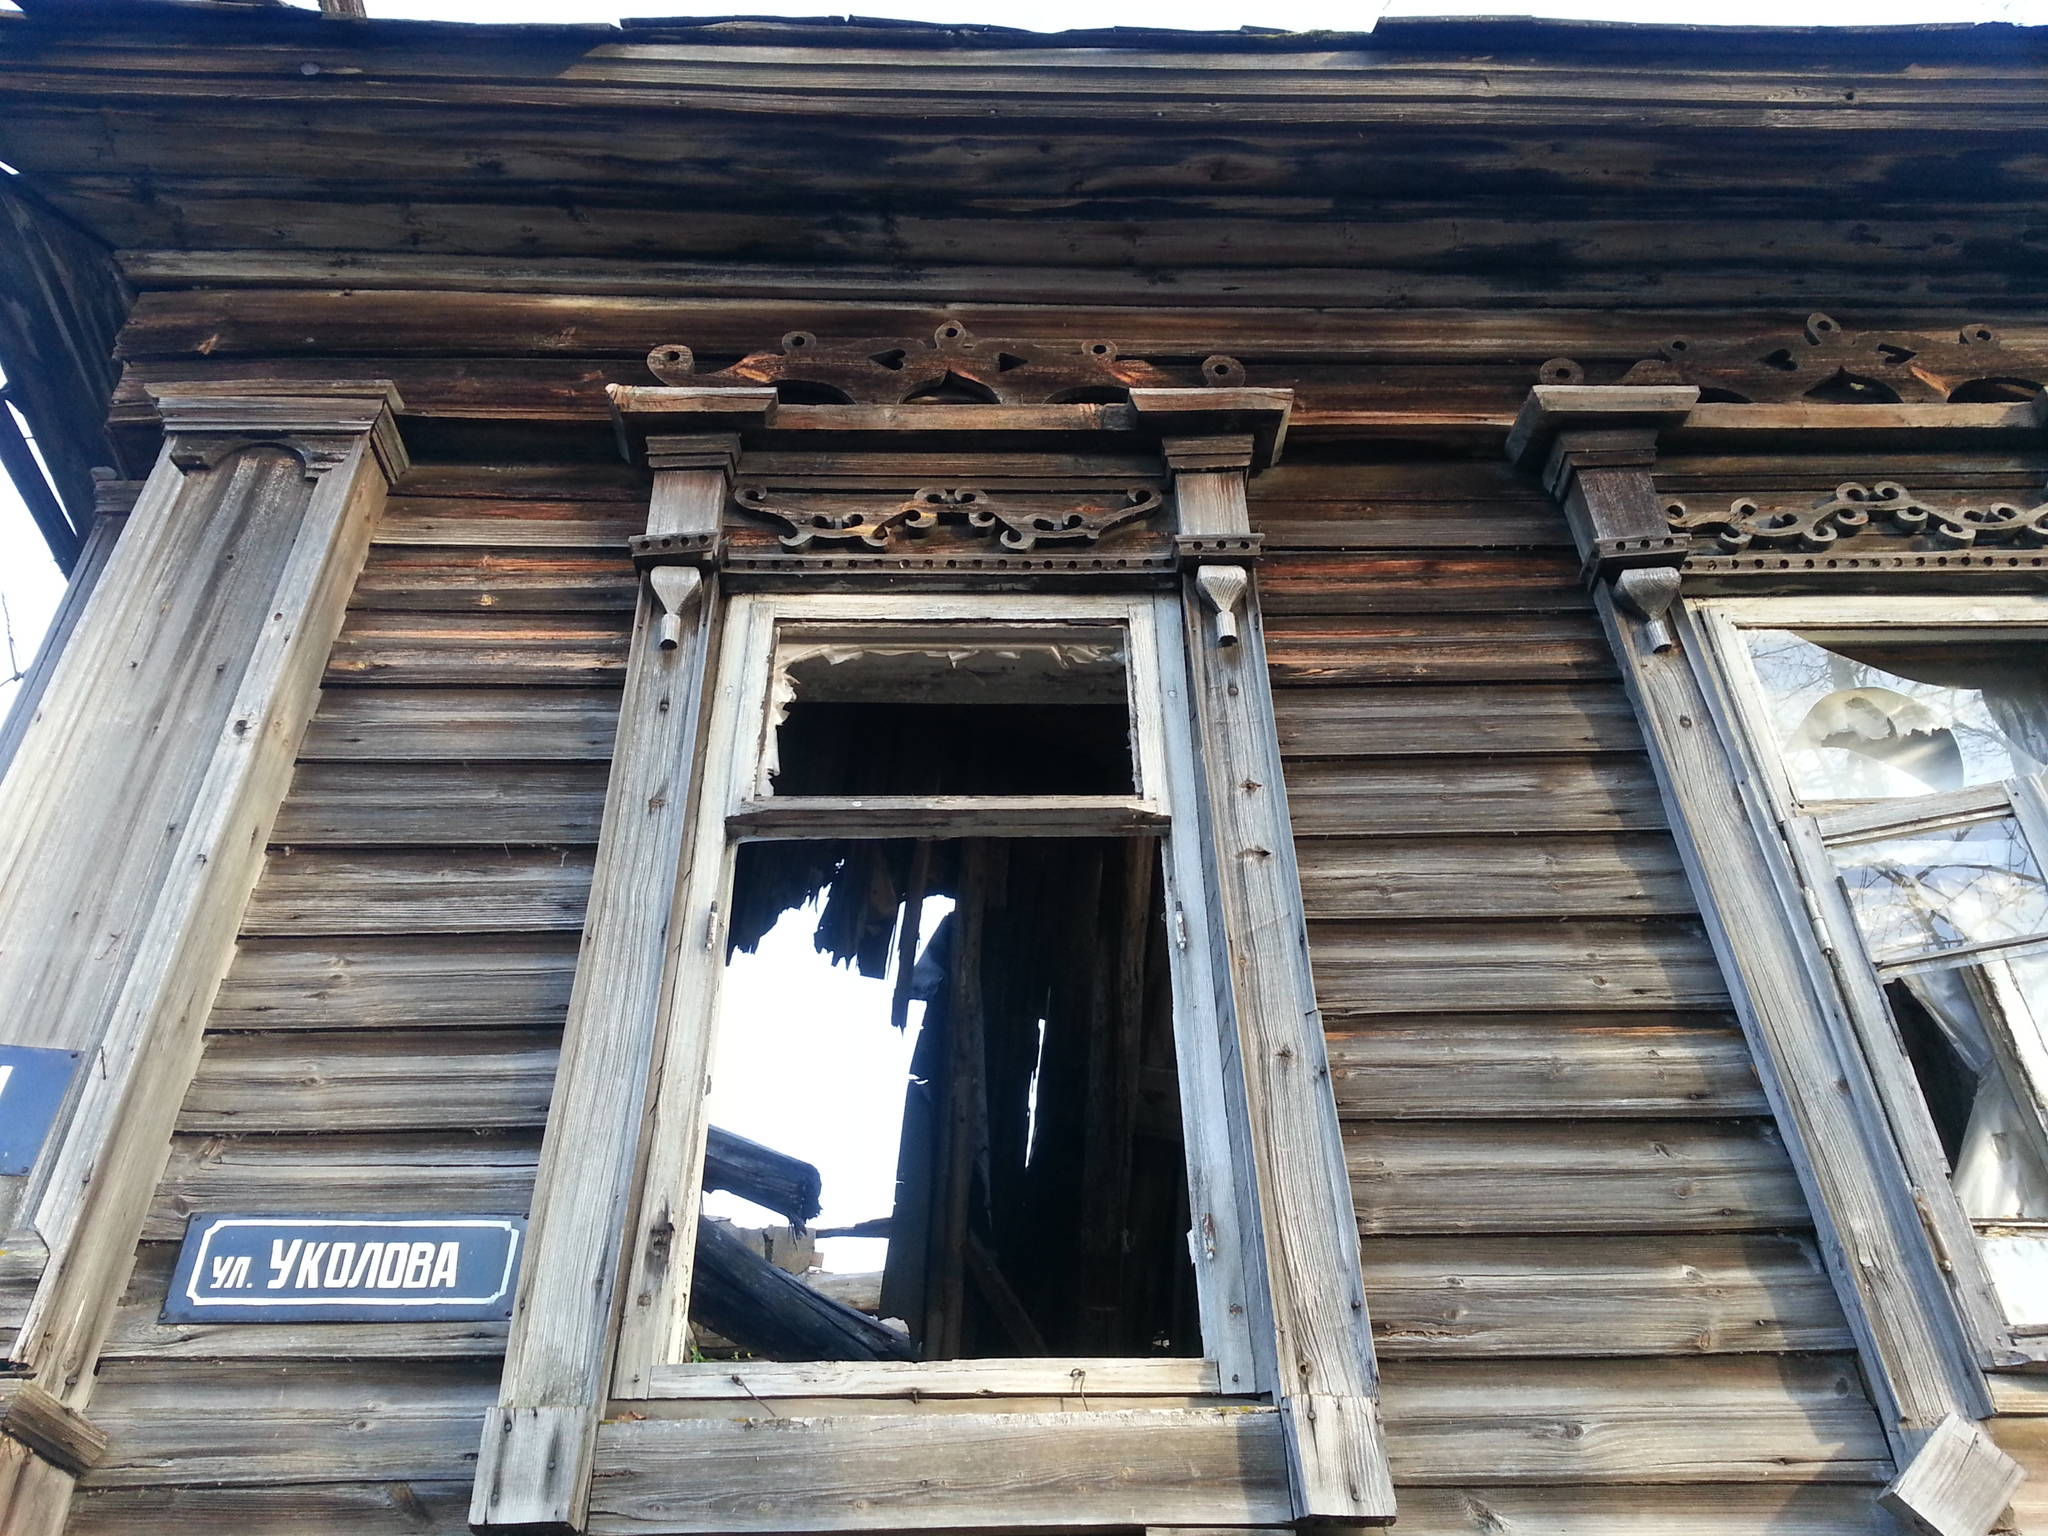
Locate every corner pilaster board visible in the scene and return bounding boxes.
[0,384,404,1450]
[0,1380,106,1477]
[1880,1413,2025,1536]
[470,454,724,1535]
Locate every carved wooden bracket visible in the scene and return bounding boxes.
[643,324,1242,407]
[1195,564,1250,647]
[1551,313,2048,407]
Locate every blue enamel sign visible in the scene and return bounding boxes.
[0,1045,82,1175]
[163,1214,526,1324]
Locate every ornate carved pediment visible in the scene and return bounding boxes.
[1668,481,2048,553]
[642,324,1245,406]
[735,482,1165,553]
[1562,314,2048,405]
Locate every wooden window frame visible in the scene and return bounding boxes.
[615,588,1261,1403]
[1693,593,2048,1368]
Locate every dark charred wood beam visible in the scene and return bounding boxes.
[702,1125,823,1228]
[689,1214,915,1363]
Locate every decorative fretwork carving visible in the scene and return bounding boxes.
[645,325,1243,406]
[1667,481,2048,553]
[1555,314,2048,405]
[733,482,1165,553]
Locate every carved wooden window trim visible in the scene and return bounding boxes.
[614,588,1261,1403]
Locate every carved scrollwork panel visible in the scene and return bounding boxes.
[732,482,1166,554]
[1667,481,2048,554]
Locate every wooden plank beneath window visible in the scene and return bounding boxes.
[180,1030,560,1133]
[1387,1485,1882,1532]
[241,849,593,935]
[101,1244,510,1362]
[1296,833,1694,918]
[1360,1232,1850,1357]
[1376,1355,1890,1484]
[646,1358,1220,1400]
[145,1132,539,1242]
[586,1408,1294,1533]
[326,612,630,686]
[210,935,580,1031]
[70,1481,479,1536]
[271,763,609,846]
[82,1361,499,1489]
[351,548,637,613]
[1272,684,1642,758]
[1285,756,1665,836]
[1346,1118,1807,1234]
[1326,1016,1763,1118]
[299,688,620,762]
[1311,918,1731,1014]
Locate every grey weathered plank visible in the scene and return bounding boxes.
[1251,503,1568,551]
[70,1481,478,1536]
[146,1132,540,1242]
[1359,1232,1850,1357]
[1284,756,1664,836]
[1259,554,1586,616]
[1272,683,1642,758]
[587,1408,1293,1533]
[1376,1355,1890,1484]
[1327,1016,1764,1118]
[1297,833,1694,918]
[209,935,580,1031]
[1248,463,1552,504]
[83,1361,499,1488]
[271,763,608,846]
[325,612,629,687]
[1310,918,1730,1015]
[351,548,636,613]
[377,497,642,547]
[1264,618,1615,686]
[1382,1485,1881,1534]
[298,688,619,762]
[180,1030,560,1133]
[242,849,593,936]
[1345,1118,1807,1234]
[102,1244,510,1361]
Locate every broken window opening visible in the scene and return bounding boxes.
[690,835,1198,1366]
[764,630,1136,797]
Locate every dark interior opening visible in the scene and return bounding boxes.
[693,835,1197,1363]
[1886,978,1980,1168]
[774,704,1134,796]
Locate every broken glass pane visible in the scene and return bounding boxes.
[1743,628,2048,801]
[1835,817,2048,964]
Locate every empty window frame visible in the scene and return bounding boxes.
[1701,596,2048,1353]
[612,591,1259,1400]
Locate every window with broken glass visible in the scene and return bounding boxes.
[1702,597,2048,1350]
[613,589,1257,1398]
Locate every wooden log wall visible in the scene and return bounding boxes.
[52,442,1904,1536]
[67,461,636,1536]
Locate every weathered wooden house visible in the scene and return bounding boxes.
[2,6,2048,1534]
